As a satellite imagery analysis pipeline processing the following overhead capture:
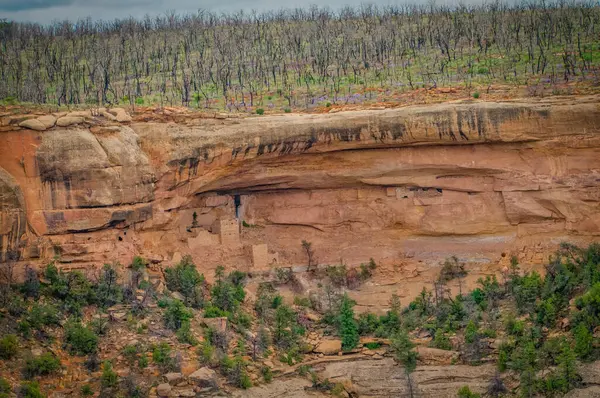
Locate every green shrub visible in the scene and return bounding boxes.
[357,312,381,335]
[464,320,479,344]
[513,271,543,314]
[18,381,43,398]
[273,304,300,350]
[64,321,98,355]
[7,295,26,317]
[325,102,332,107]
[164,299,193,330]
[261,366,273,382]
[122,344,139,364]
[210,269,246,313]
[21,267,40,299]
[135,97,144,105]
[432,329,452,350]
[573,323,593,359]
[364,342,382,350]
[96,264,122,308]
[101,361,118,388]
[152,342,179,371]
[472,92,480,99]
[152,342,171,364]
[176,320,198,345]
[256,108,265,115]
[293,296,311,307]
[198,341,216,366]
[138,355,148,369]
[24,352,61,378]
[26,303,61,331]
[284,108,291,113]
[164,256,205,307]
[43,263,95,314]
[231,311,252,329]
[0,377,11,394]
[204,305,228,318]
[457,385,480,397]
[80,384,93,396]
[0,334,18,359]
[439,256,467,282]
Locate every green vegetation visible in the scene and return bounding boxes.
[164,299,193,330]
[0,334,18,359]
[101,361,118,389]
[64,320,99,355]
[338,295,359,351]
[23,352,61,378]
[0,377,11,398]
[164,256,206,308]
[18,381,43,398]
[3,4,599,110]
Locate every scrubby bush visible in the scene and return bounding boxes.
[152,342,179,372]
[101,361,118,388]
[23,352,61,378]
[357,312,381,335]
[64,321,98,355]
[0,377,11,396]
[18,381,43,398]
[96,264,122,308]
[0,334,18,359]
[457,385,481,397]
[21,267,40,299]
[431,329,452,350]
[164,256,206,307]
[26,303,61,331]
[273,304,300,350]
[80,384,93,396]
[44,262,95,313]
[256,108,265,115]
[164,299,193,330]
[211,268,246,313]
[176,320,198,345]
[513,271,543,314]
[439,256,467,282]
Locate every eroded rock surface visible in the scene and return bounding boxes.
[1,96,600,302]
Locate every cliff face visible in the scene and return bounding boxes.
[1,96,599,299]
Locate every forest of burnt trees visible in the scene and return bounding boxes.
[0,1,599,110]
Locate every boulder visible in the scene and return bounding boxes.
[171,291,185,301]
[415,346,460,365]
[38,115,57,129]
[56,116,84,127]
[202,317,227,333]
[19,118,47,131]
[314,339,342,355]
[174,387,196,397]
[156,383,172,397]
[163,372,184,385]
[108,107,132,122]
[188,367,217,388]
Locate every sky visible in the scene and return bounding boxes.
[0,0,469,24]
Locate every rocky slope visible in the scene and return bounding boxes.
[1,96,600,303]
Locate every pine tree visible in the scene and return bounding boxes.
[338,294,359,351]
[391,329,418,398]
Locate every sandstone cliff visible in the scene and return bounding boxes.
[1,96,599,303]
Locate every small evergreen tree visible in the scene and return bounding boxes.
[391,330,418,398]
[338,294,359,351]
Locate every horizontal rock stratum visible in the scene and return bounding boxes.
[1,96,599,299]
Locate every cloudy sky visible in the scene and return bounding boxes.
[0,0,470,24]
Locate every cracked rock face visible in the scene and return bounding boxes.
[1,96,599,300]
